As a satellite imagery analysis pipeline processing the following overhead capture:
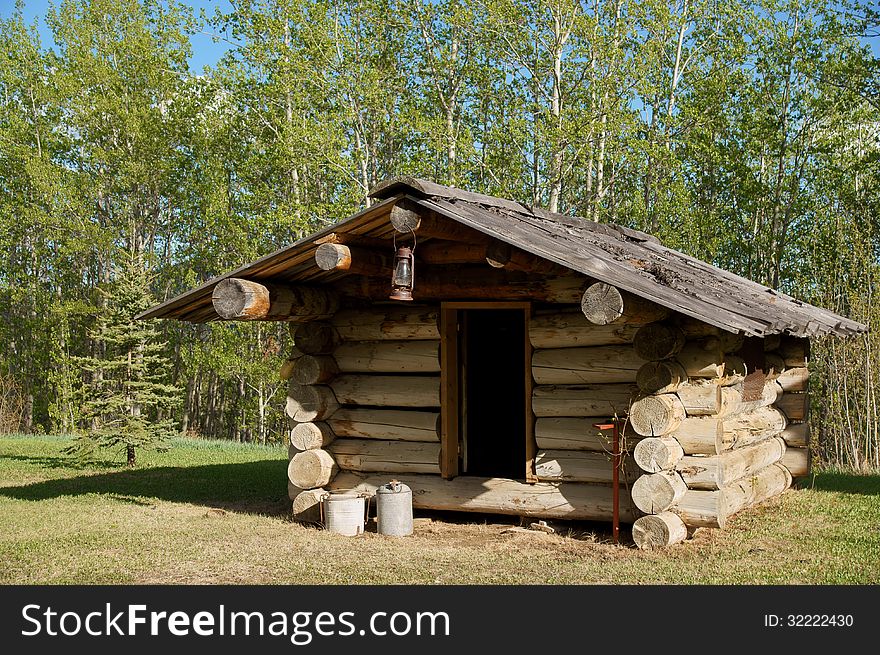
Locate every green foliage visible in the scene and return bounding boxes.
[0,0,878,468]
[64,252,181,464]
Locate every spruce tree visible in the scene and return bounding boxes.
[66,253,180,466]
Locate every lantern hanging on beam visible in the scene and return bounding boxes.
[389,245,415,301]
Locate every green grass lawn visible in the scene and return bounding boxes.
[0,434,878,584]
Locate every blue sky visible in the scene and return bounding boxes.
[2,0,878,68]
[0,0,233,71]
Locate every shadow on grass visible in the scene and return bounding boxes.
[809,471,880,496]
[0,458,290,516]
[0,453,121,472]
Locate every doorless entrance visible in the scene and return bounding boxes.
[461,308,525,478]
[439,302,535,482]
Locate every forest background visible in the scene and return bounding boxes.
[1,0,878,471]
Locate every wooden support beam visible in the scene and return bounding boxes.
[334,340,440,373]
[439,306,459,479]
[534,417,635,451]
[417,240,488,265]
[676,437,786,490]
[390,199,488,242]
[534,449,638,484]
[485,240,561,274]
[676,384,722,416]
[675,341,725,378]
[529,311,640,348]
[314,232,389,250]
[531,384,635,418]
[212,278,339,321]
[720,406,787,450]
[531,345,645,384]
[314,243,389,277]
[673,463,791,529]
[335,270,588,303]
[329,374,440,408]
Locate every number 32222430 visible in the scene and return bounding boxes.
[764,614,854,627]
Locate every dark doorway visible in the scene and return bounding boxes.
[460,309,526,479]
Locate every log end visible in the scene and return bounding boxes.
[629,394,685,437]
[315,243,352,271]
[290,421,336,450]
[286,382,339,422]
[212,278,270,320]
[633,323,685,361]
[636,360,687,394]
[634,437,685,473]
[631,471,688,514]
[288,449,338,489]
[580,282,624,325]
[292,488,328,523]
[632,512,688,550]
[390,201,422,232]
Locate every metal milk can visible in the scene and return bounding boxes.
[376,480,413,537]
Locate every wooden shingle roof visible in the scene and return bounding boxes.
[140,177,866,338]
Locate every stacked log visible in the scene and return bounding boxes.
[522,286,677,512]
[628,320,804,548]
[534,450,638,484]
[771,336,810,480]
[284,305,444,520]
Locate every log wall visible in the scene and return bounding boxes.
[529,304,656,519]
[288,296,661,524]
[629,324,810,549]
[280,282,810,538]
[286,305,445,517]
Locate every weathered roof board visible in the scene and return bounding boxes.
[139,177,866,338]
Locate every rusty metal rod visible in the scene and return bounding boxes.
[593,421,621,545]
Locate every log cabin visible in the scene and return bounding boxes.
[139,177,866,549]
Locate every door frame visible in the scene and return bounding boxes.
[439,301,536,482]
